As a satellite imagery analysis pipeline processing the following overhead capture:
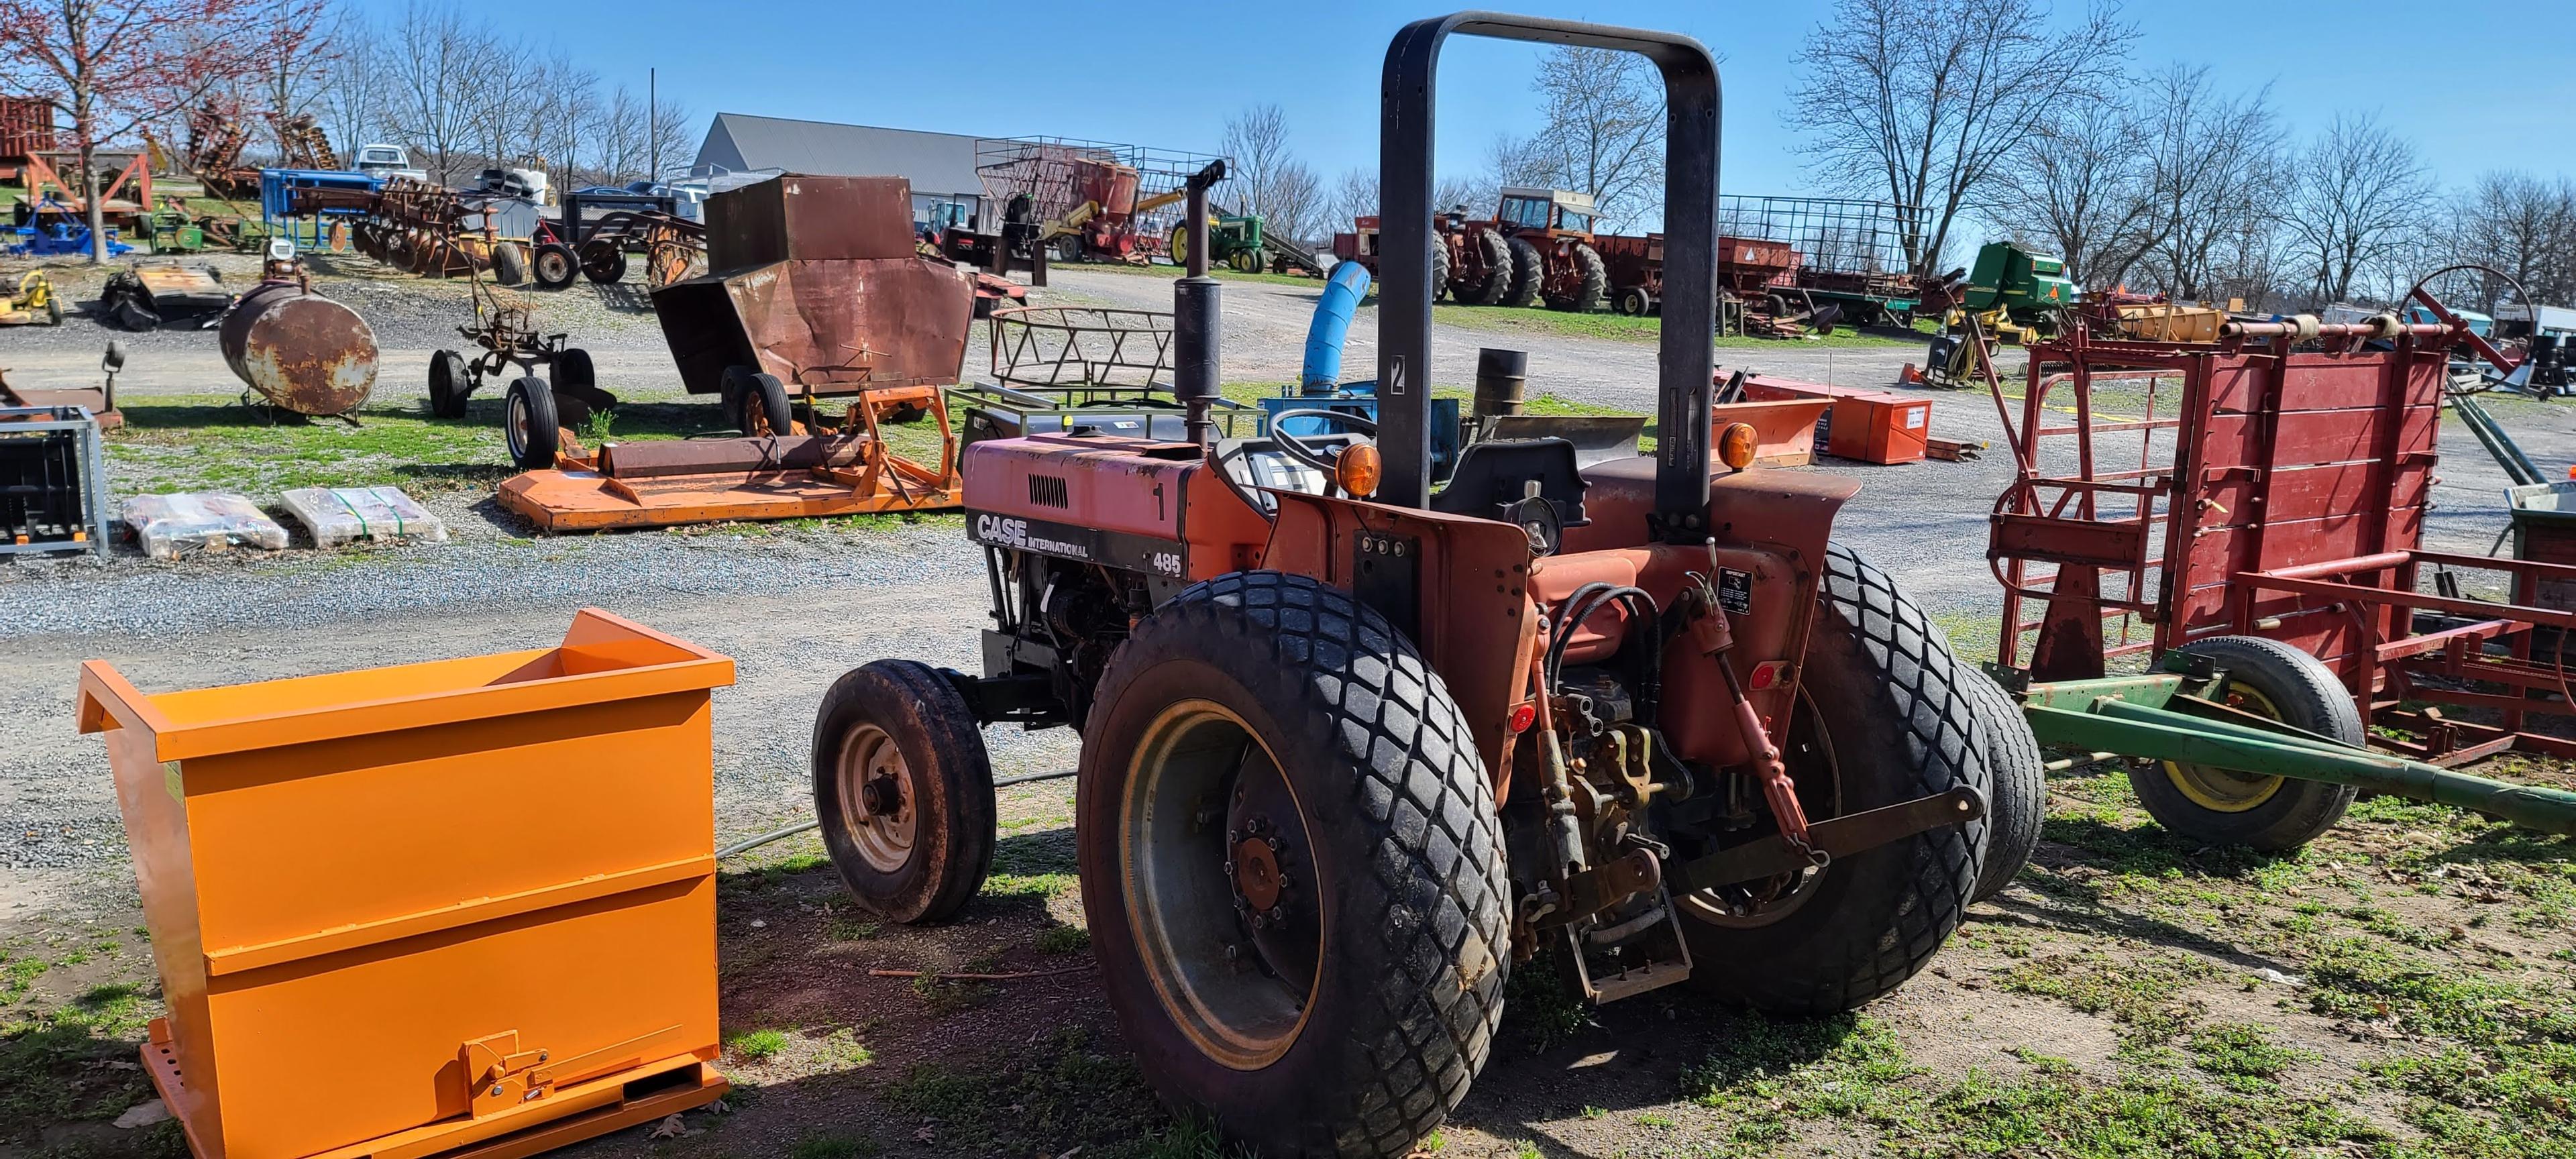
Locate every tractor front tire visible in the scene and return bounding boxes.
[1552,241,1607,313]
[2131,636,2361,852]
[504,376,559,470]
[1679,543,1985,1015]
[1503,237,1542,307]
[1077,571,1508,1158]
[813,659,996,924]
[1962,667,2045,903]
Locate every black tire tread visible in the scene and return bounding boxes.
[1686,543,1982,1014]
[1502,237,1542,308]
[1087,571,1507,1158]
[2133,635,2361,851]
[811,659,996,924]
[1962,667,2045,903]
[1466,230,1512,305]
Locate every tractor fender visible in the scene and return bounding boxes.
[1262,490,1540,794]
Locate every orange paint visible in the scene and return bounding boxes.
[76,610,735,1159]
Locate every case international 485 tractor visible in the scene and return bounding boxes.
[809,13,2034,1156]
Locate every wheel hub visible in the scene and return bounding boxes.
[1227,820,1290,918]
[859,773,902,816]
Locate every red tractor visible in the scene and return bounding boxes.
[810,13,2034,1156]
[1332,186,1610,313]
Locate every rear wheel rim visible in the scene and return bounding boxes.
[1120,700,1320,1070]
[1679,688,1841,929]
[2163,685,2288,811]
[837,722,917,873]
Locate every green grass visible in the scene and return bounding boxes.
[727,1028,789,1060]
[1046,260,1328,290]
[1034,925,1090,954]
[0,975,169,1150]
[881,1026,1178,1156]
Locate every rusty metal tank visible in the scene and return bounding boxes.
[217,278,377,416]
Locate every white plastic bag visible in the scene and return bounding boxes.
[120,492,289,559]
[279,486,449,549]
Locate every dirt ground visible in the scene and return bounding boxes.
[1,250,2570,1159]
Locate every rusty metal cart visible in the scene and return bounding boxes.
[1982,284,2576,848]
[429,274,615,469]
[495,174,971,531]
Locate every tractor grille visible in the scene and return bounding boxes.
[1028,474,1071,508]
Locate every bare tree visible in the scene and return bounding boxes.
[315,8,381,158]
[0,0,319,260]
[1521,46,1663,231]
[1328,166,1376,229]
[2450,171,2576,311]
[647,89,688,180]
[1787,0,2134,274]
[1263,158,1324,244]
[254,0,330,154]
[2284,113,2435,307]
[1984,95,2151,285]
[2131,70,2283,300]
[381,0,479,181]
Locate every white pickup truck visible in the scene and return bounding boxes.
[352,144,428,183]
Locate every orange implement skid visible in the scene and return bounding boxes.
[144,1023,727,1159]
[497,386,963,532]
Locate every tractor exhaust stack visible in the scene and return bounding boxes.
[1172,160,1228,449]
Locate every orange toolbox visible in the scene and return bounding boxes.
[76,610,737,1159]
[1739,376,1932,465]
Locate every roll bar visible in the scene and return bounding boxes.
[1377,11,1719,535]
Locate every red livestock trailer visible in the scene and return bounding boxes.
[1983,291,2567,767]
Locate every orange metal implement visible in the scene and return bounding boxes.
[77,610,737,1159]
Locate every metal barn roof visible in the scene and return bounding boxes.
[694,113,987,195]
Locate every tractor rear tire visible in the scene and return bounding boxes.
[428,350,472,419]
[1429,237,1452,303]
[1962,667,2045,903]
[1466,230,1513,305]
[813,659,996,924]
[2131,636,2361,852]
[1077,571,1507,1159]
[504,376,559,470]
[1678,542,1985,1015]
[490,241,529,286]
[1503,237,1542,307]
[532,242,578,289]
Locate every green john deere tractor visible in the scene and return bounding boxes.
[1167,212,1271,273]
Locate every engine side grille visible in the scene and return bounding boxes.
[1028,474,1071,508]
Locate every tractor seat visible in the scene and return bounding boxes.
[1429,437,1589,529]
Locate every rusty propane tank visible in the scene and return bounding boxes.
[218,278,377,416]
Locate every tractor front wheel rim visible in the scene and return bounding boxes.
[837,722,918,873]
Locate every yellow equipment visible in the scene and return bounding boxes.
[78,610,735,1159]
[1,272,63,326]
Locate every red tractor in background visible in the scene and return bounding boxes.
[1333,186,1611,313]
[811,13,2037,1158]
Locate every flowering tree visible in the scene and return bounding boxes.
[0,0,323,261]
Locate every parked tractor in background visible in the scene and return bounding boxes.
[1331,186,1610,311]
[807,13,2029,1158]
[1167,211,1273,274]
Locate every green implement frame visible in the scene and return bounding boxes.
[2020,665,2576,836]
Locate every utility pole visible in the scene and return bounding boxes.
[647,67,657,181]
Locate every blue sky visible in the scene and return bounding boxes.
[381,0,2573,199]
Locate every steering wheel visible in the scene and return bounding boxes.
[1265,408,1377,476]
